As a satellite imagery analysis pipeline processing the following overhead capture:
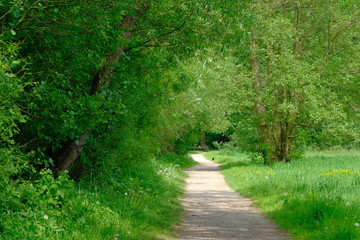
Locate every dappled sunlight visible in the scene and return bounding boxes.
[171,154,291,240]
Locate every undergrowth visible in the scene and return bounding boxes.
[205,150,360,240]
[0,152,196,239]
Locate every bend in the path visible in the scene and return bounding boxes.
[170,153,292,240]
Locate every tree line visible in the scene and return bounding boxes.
[1,0,360,181]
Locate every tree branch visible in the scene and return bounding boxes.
[317,41,360,73]
[323,70,360,76]
[125,21,187,52]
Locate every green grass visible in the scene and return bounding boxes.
[204,150,360,240]
[0,154,196,240]
[187,150,207,154]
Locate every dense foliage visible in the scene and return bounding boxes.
[191,0,360,162]
[233,0,360,162]
[0,1,202,238]
[1,0,360,238]
[1,152,195,239]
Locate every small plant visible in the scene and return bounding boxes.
[212,141,237,150]
[1,154,196,239]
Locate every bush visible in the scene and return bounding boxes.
[0,152,196,239]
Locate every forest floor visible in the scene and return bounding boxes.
[169,154,292,240]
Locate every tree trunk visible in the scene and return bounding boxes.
[200,132,207,149]
[54,134,87,172]
[272,4,302,163]
[250,36,272,163]
[54,3,150,174]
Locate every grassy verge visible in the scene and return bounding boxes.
[0,154,196,240]
[204,150,360,240]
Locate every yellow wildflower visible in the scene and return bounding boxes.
[321,169,360,176]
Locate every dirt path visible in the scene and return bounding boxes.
[169,154,292,240]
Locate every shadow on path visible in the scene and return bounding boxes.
[169,154,292,240]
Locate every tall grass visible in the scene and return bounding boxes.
[205,150,360,240]
[0,154,196,240]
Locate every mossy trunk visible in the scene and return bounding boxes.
[54,3,150,174]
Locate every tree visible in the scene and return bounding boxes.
[177,50,239,148]
[231,0,360,162]
[1,0,212,174]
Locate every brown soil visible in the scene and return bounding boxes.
[169,154,293,240]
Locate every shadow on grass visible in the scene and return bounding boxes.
[188,150,210,154]
[72,154,194,240]
[269,195,359,240]
[220,161,250,170]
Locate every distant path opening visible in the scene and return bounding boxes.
[169,154,292,240]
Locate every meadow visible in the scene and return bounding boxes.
[0,153,196,240]
[205,150,360,240]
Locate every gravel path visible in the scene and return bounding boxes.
[169,154,292,240]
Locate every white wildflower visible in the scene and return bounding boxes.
[355,223,360,227]
[43,215,49,220]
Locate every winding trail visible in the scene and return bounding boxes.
[169,154,292,240]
